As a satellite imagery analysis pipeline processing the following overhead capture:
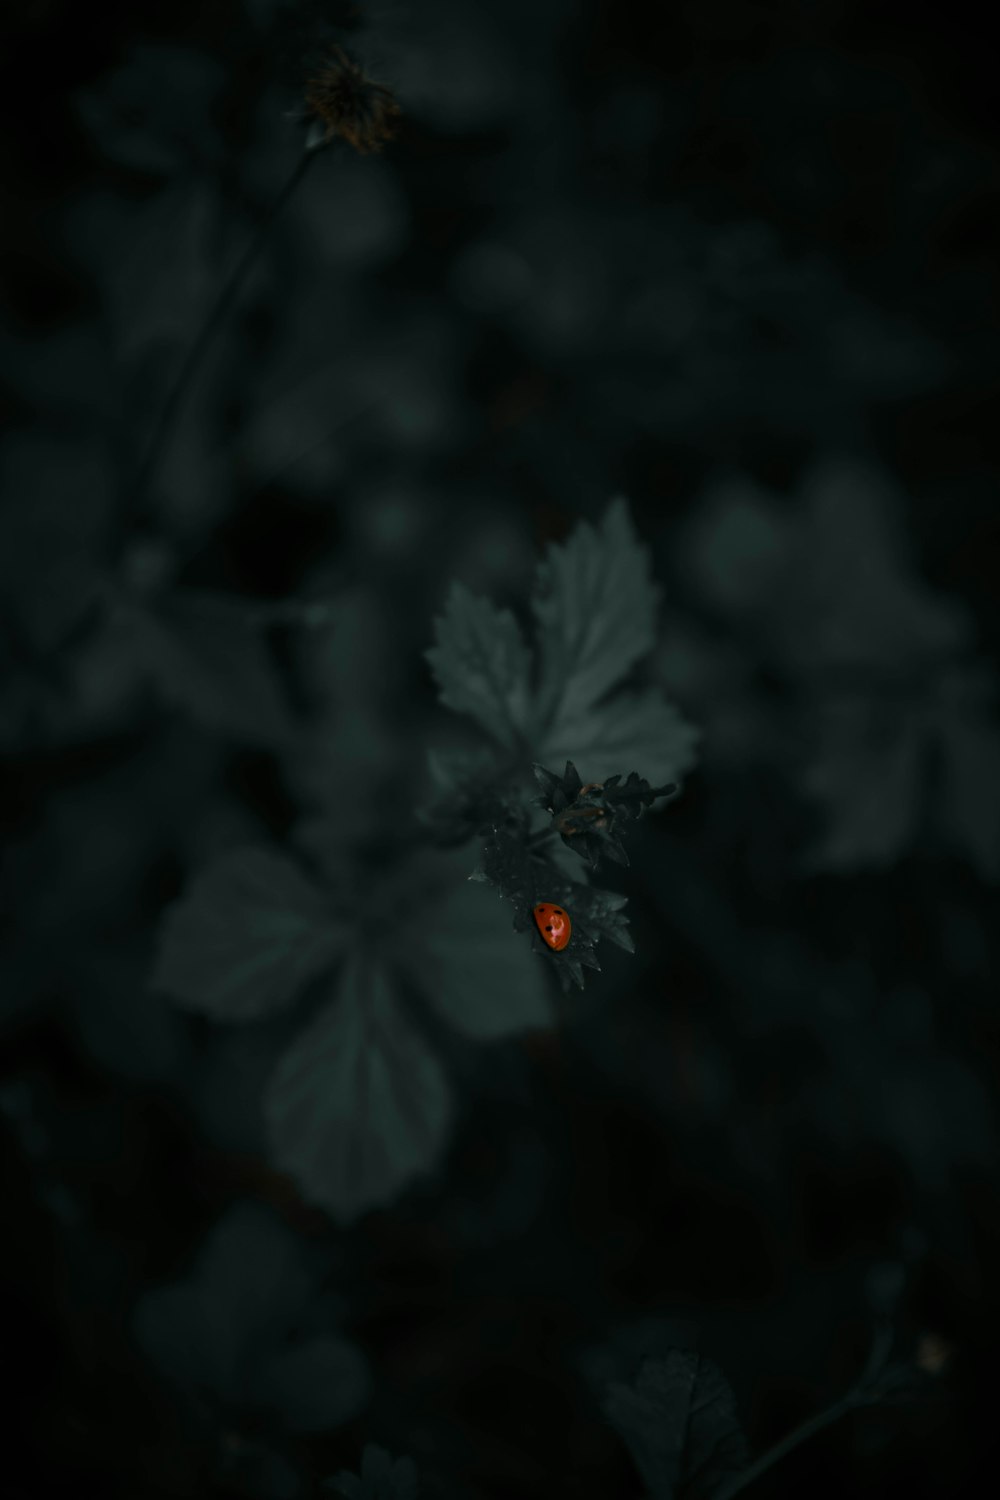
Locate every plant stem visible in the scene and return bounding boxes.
[712,1391,860,1500]
[128,146,318,533]
[712,1323,893,1500]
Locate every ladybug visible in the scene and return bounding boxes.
[533,902,571,951]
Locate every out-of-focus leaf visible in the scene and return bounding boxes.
[777,459,971,676]
[329,1443,419,1500]
[70,183,221,365]
[250,1334,371,1433]
[151,848,345,1020]
[425,581,532,749]
[603,1352,747,1500]
[679,477,789,616]
[398,871,553,1039]
[0,432,110,652]
[801,695,928,872]
[74,44,225,175]
[134,1201,367,1428]
[936,703,1000,881]
[121,591,294,747]
[265,954,452,1223]
[532,498,660,731]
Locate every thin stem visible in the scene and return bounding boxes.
[712,1394,859,1500]
[128,147,318,534]
[713,1322,893,1500]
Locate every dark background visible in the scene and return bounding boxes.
[2,1,999,1496]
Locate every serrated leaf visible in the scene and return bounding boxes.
[533,498,660,730]
[399,878,553,1039]
[251,1334,371,1432]
[124,591,294,747]
[541,689,699,788]
[603,1352,747,1500]
[329,1444,419,1500]
[265,955,452,1223]
[151,848,345,1021]
[425,581,532,748]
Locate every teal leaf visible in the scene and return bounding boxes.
[801,697,927,871]
[399,875,553,1039]
[151,848,345,1021]
[265,954,452,1223]
[425,581,532,748]
[937,708,1000,881]
[251,1334,371,1433]
[123,590,294,748]
[603,1352,747,1500]
[133,1201,366,1424]
[541,689,700,788]
[532,498,660,731]
[328,1444,419,1500]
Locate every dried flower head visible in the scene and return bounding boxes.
[303,45,400,153]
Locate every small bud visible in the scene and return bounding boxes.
[914,1332,953,1377]
[303,46,401,154]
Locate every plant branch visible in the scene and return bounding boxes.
[712,1322,894,1500]
[125,146,319,543]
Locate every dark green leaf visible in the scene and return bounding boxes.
[265,954,452,1223]
[133,1201,367,1426]
[541,689,699,789]
[329,1444,418,1500]
[124,590,294,747]
[151,848,346,1021]
[532,498,660,729]
[425,581,532,748]
[398,872,553,1038]
[603,1352,747,1500]
[251,1334,371,1432]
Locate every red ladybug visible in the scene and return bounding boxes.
[533,902,571,951]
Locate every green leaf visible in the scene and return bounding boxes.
[603,1352,747,1500]
[425,581,532,748]
[265,954,452,1223]
[329,1444,419,1500]
[801,697,927,871]
[133,1201,367,1425]
[122,590,294,747]
[937,709,1000,881]
[399,875,553,1039]
[532,498,660,731]
[251,1334,371,1433]
[151,848,345,1021]
[541,689,700,788]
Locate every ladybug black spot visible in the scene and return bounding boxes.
[545,925,553,932]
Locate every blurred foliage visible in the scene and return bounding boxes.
[1,0,998,1497]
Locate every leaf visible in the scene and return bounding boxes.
[399,875,553,1039]
[937,708,1000,881]
[778,459,971,677]
[679,477,789,616]
[251,1334,371,1433]
[329,1444,419,1500]
[801,697,927,871]
[603,1352,747,1500]
[532,498,660,730]
[133,1201,366,1422]
[265,954,452,1223]
[151,848,345,1021]
[541,689,700,788]
[123,591,294,747]
[425,581,532,748]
